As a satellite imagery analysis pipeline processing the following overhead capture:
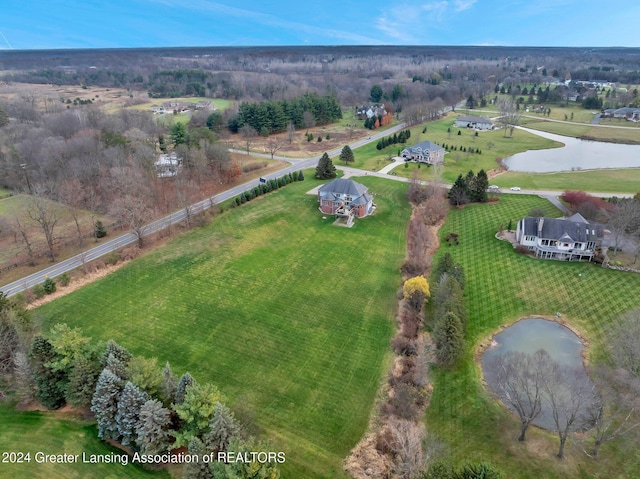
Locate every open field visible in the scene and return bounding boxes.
[0,403,170,479]
[426,195,640,478]
[32,175,410,478]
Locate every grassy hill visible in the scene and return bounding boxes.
[32,175,410,478]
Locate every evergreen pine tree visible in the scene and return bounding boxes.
[315,152,336,179]
[66,353,102,408]
[101,340,132,368]
[433,311,465,366]
[182,437,213,479]
[136,399,172,456]
[175,372,197,405]
[204,402,241,453]
[105,353,129,380]
[339,145,355,166]
[297,170,304,181]
[91,369,124,440]
[162,361,178,405]
[28,336,66,409]
[116,382,149,448]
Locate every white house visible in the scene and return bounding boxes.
[454,115,494,130]
[515,213,604,261]
[154,153,182,178]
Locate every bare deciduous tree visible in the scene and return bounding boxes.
[239,125,257,155]
[609,308,640,378]
[544,364,593,459]
[266,137,282,159]
[580,366,640,458]
[488,349,554,442]
[497,97,521,138]
[382,417,427,479]
[286,121,295,143]
[606,199,640,257]
[109,193,153,247]
[13,217,35,266]
[26,194,60,262]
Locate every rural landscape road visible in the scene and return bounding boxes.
[0,114,631,297]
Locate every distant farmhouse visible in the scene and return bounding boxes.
[602,107,640,122]
[515,213,604,261]
[151,100,215,114]
[454,115,494,130]
[154,153,182,178]
[318,178,376,221]
[356,104,387,120]
[401,140,445,165]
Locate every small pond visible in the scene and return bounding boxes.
[481,318,591,430]
[503,127,640,172]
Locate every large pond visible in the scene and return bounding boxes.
[481,318,591,430]
[503,127,640,172]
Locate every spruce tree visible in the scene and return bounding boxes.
[433,311,465,366]
[91,369,124,440]
[175,372,197,405]
[182,437,213,479]
[116,382,149,448]
[315,152,336,179]
[28,336,66,409]
[101,340,132,368]
[136,399,172,456]
[205,402,241,453]
[297,170,304,181]
[162,361,178,405]
[339,145,354,166]
[66,353,102,408]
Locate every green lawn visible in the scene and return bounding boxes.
[494,168,640,195]
[426,195,640,478]
[0,403,170,479]
[357,115,561,183]
[32,175,410,478]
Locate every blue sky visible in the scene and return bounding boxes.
[1,0,638,50]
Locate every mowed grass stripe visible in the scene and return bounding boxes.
[35,176,409,478]
[427,195,640,478]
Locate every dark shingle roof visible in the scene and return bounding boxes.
[318,178,368,199]
[521,215,604,243]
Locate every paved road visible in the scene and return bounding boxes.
[1,104,629,297]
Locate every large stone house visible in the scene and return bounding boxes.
[401,141,445,165]
[454,115,494,130]
[515,213,604,261]
[318,178,375,218]
[154,153,182,178]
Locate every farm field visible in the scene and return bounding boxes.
[522,118,640,144]
[32,175,410,478]
[426,195,640,478]
[0,403,170,479]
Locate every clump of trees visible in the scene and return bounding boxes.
[0,299,281,477]
[376,129,411,150]
[227,93,342,135]
[448,170,489,206]
[234,171,304,206]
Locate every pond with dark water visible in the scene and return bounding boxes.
[481,318,591,430]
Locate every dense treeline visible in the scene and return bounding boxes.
[376,129,411,150]
[227,93,342,135]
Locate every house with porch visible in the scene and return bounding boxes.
[454,115,494,130]
[515,213,604,261]
[318,178,376,219]
[401,141,445,165]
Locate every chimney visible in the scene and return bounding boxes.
[538,217,544,236]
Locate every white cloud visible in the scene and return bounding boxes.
[454,0,477,12]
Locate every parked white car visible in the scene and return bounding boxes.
[488,185,500,190]
[510,186,521,191]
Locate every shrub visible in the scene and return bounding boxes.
[58,273,70,287]
[94,220,107,238]
[32,284,46,299]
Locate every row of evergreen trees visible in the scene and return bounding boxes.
[228,93,342,135]
[24,325,280,478]
[234,171,304,206]
[375,129,411,150]
[441,143,482,154]
[430,253,467,366]
[448,170,489,206]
